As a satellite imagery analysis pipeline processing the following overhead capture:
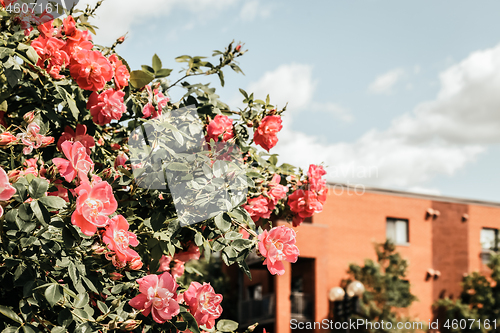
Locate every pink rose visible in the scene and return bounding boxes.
[57,124,95,155]
[258,225,299,275]
[129,272,180,324]
[31,35,69,79]
[287,189,323,227]
[307,164,326,192]
[52,141,94,182]
[243,195,273,222]
[70,50,113,91]
[102,215,140,263]
[17,123,54,155]
[129,257,143,270]
[184,282,223,329]
[0,166,16,202]
[158,255,185,279]
[253,115,282,151]
[174,243,200,262]
[206,115,234,142]
[114,151,129,169]
[71,176,117,236]
[268,174,288,205]
[87,89,126,125]
[109,54,130,90]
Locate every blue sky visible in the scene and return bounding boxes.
[80,0,500,202]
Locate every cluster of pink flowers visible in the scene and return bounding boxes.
[142,85,169,119]
[243,174,288,222]
[0,166,16,218]
[32,16,130,125]
[129,272,223,327]
[253,115,283,151]
[258,225,299,275]
[206,115,234,143]
[288,164,328,227]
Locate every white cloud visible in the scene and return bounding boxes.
[248,43,500,190]
[246,63,316,112]
[239,0,272,22]
[368,68,405,94]
[77,0,237,45]
[244,63,353,122]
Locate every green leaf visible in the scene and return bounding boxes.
[39,196,67,210]
[141,65,155,74]
[167,162,189,171]
[44,284,63,307]
[28,178,49,199]
[68,262,79,287]
[97,300,108,314]
[152,54,162,72]
[217,319,239,332]
[129,70,155,89]
[22,325,37,333]
[215,213,231,232]
[26,46,38,65]
[155,68,172,78]
[180,311,200,333]
[0,305,23,324]
[31,200,50,226]
[232,238,253,251]
[73,292,89,308]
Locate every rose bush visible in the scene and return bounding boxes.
[0,2,328,332]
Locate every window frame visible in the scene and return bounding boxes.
[386,217,410,246]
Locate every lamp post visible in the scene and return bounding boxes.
[329,281,365,333]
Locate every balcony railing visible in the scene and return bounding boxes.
[238,294,275,326]
[291,292,313,320]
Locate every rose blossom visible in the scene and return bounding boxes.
[288,189,324,227]
[57,124,95,155]
[184,282,223,329]
[102,215,140,264]
[268,174,288,205]
[157,255,185,279]
[175,243,200,262]
[70,49,113,91]
[114,151,129,169]
[253,115,283,151]
[206,115,234,142]
[129,272,180,324]
[71,176,117,236]
[307,164,327,192]
[53,141,93,182]
[31,35,69,80]
[243,195,273,222]
[87,89,126,125]
[0,166,16,218]
[258,225,299,275]
[109,54,130,90]
[17,123,54,155]
[129,257,143,270]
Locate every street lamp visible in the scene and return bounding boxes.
[329,281,365,332]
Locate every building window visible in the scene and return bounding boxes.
[386,218,409,245]
[481,228,498,263]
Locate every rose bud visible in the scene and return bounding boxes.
[23,111,36,123]
[0,132,18,146]
[121,320,141,331]
[109,272,123,281]
[235,45,241,52]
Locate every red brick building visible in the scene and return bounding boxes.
[229,183,500,332]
